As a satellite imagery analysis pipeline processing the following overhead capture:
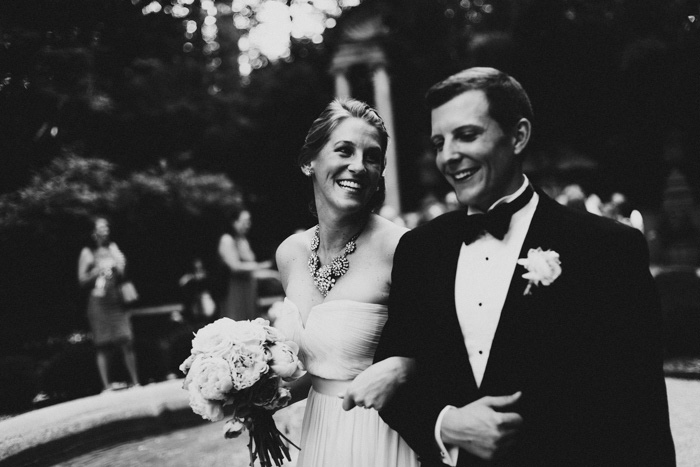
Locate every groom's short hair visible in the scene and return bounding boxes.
[425,67,534,134]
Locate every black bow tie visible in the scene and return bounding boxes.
[462,186,534,245]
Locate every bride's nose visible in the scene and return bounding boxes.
[347,153,366,174]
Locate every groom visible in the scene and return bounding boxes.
[374,67,675,466]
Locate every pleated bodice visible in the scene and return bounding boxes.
[274,298,388,381]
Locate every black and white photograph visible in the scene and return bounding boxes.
[1,1,699,466]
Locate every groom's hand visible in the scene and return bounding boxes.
[440,392,523,461]
[340,357,416,411]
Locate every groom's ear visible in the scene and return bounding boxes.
[512,118,531,156]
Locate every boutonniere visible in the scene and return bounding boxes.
[517,247,562,295]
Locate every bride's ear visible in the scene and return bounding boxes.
[513,118,531,155]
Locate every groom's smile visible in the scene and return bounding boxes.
[452,166,480,182]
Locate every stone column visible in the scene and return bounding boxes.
[372,65,401,213]
[334,72,351,99]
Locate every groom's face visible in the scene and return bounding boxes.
[431,90,523,211]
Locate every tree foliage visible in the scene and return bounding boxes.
[0,0,210,190]
[0,155,242,355]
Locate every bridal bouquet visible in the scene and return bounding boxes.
[180,317,305,467]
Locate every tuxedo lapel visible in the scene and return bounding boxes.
[435,211,480,394]
[479,194,556,394]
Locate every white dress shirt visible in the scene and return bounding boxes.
[435,176,539,465]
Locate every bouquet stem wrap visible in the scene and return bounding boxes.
[233,408,299,467]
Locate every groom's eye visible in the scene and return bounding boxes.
[456,132,478,142]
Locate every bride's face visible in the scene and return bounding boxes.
[309,117,383,217]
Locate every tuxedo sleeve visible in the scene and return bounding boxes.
[592,228,675,465]
[375,233,449,465]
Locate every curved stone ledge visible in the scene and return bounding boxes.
[0,379,201,466]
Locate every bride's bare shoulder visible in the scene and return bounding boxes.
[276,227,314,267]
[369,214,409,253]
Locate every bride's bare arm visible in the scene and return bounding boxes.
[340,356,416,411]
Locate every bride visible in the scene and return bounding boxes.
[274,98,420,467]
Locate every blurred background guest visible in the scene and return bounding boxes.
[217,208,276,321]
[556,183,588,212]
[178,257,216,324]
[77,216,139,392]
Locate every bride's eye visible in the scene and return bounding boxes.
[365,149,383,166]
[337,146,353,156]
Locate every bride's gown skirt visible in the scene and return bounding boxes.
[276,299,420,467]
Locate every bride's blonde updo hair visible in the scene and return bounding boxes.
[298,98,389,215]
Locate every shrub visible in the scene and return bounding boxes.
[36,334,102,404]
[0,355,38,414]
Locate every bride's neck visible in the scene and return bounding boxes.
[316,213,369,256]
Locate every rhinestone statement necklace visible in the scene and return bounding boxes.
[308,224,364,297]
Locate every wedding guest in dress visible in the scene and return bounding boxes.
[78,216,140,392]
[374,67,674,466]
[217,209,274,321]
[274,98,420,466]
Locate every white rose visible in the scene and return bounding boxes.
[228,320,268,347]
[229,344,269,390]
[190,356,235,400]
[179,354,196,375]
[187,384,225,421]
[268,341,305,382]
[517,247,562,295]
[190,318,239,357]
[251,317,271,327]
[262,323,286,343]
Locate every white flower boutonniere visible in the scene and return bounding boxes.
[517,247,562,295]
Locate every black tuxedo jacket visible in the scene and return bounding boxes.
[375,191,675,467]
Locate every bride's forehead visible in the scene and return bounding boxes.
[329,118,380,143]
[334,117,378,135]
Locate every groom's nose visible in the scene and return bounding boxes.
[440,138,464,165]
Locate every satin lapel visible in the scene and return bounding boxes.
[479,194,555,395]
[437,211,480,394]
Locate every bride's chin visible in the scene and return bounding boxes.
[335,204,365,215]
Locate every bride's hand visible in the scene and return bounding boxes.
[340,357,415,412]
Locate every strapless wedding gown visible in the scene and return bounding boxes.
[275,298,420,467]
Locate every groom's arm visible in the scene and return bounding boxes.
[374,233,450,464]
[590,227,675,465]
[374,232,425,361]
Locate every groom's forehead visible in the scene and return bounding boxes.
[431,91,493,133]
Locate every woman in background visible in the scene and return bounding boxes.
[217,209,274,321]
[78,216,139,391]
